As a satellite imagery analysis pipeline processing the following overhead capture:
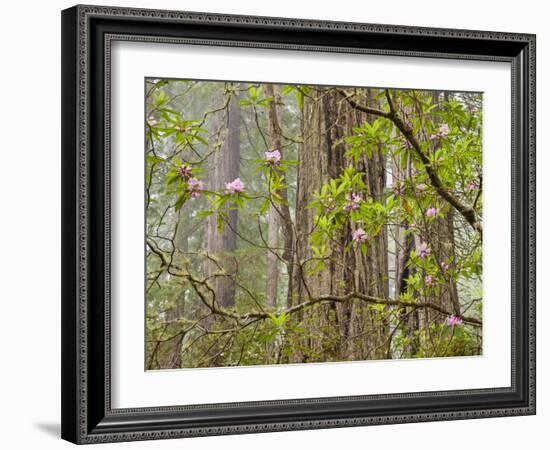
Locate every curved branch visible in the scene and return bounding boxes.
[337,88,483,237]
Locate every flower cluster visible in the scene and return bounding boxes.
[352,228,368,243]
[417,242,431,259]
[429,123,449,141]
[344,193,362,211]
[265,149,282,167]
[424,275,435,286]
[178,163,193,179]
[425,207,439,218]
[323,196,336,213]
[187,177,205,199]
[446,315,464,327]
[225,178,245,194]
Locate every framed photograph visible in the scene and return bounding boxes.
[61,4,536,444]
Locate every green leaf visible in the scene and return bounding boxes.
[196,210,214,219]
[147,155,164,165]
[268,313,289,328]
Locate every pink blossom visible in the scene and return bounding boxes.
[225,178,244,194]
[352,228,368,243]
[468,181,478,190]
[178,164,193,179]
[265,149,282,167]
[187,177,205,198]
[424,275,435,286]
[417,242,431,259]
[324,197,336,213]
[446,315,464,327]
[425,207,439,217]
[417,183,427,193]
[441,261,450,271]
[429,123,449,140]
[344,193,362,211]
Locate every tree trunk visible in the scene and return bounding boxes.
[265,84,281,308]
[291,88,389,362]
[393,152,420,357]
[205,86,241,308]
[419,91,459,326]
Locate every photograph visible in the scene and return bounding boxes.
[54,2,536,445]
[145,80,484,370]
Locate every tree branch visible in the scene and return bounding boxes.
[337,88,483,237]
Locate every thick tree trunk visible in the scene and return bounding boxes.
[205,87,241,308]
[291,88,389,362]
[345,90,389,360]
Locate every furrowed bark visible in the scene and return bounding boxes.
[205,86,241,307]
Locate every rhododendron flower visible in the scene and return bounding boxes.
[187,177,205,199]
[265,149,282,167]
[418,242,431,259]
[425,207,439,217]
[424,275,434,286]
[352,228,368,243]
[429,123,449,140]
[446,315,464,327]
[468,181,478,190]
[178,163,193,179]
[344,193,362,211]
[225,178,244,194]
[324,197,336,213]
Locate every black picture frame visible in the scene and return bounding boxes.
[61,4,536,444]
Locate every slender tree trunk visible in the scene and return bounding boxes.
[265,84,281,308]
[205,86,241,308]
[393,154,420,357]
[419,91,460,327]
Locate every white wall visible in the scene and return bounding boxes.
[0,0,545,448]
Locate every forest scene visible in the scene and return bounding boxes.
[145,79,483,370]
